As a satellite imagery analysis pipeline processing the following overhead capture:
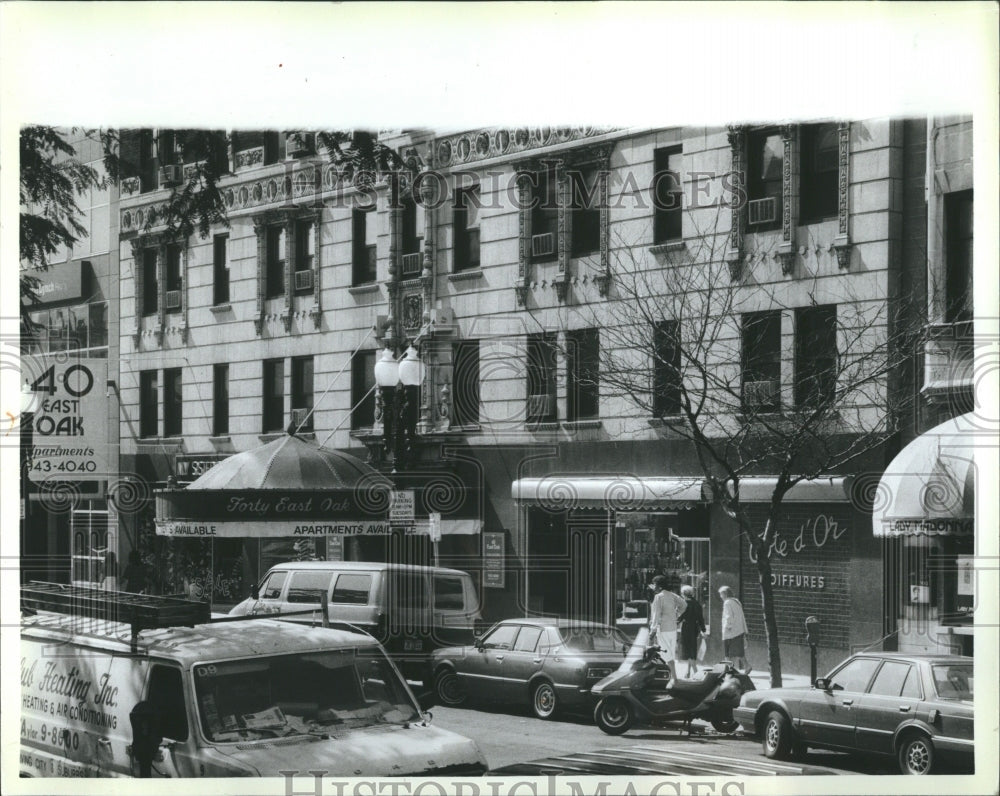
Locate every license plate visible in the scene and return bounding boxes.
[403,639,423,651]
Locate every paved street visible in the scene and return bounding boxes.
[430,702,899,776]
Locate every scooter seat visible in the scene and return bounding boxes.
[667,671,722,700]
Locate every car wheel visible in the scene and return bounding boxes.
[898,733,935,775]
[594,698,632,735]
[434,669,467,707]
[531,680,558,719]
[762,710,793,759]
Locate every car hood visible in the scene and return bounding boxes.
[213,722,485,776]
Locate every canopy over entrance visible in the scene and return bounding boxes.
[872,413,978,538]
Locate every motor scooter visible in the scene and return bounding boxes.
[590,628,754,735]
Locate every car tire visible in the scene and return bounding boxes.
[762,710,793,760]
[710,712,740,734]
[434,669,467,707]
[594,698,632,735]
[531,680,558,719]
[898,733,935,775]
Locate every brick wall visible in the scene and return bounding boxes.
[740,502,853,649]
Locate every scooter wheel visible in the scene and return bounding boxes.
[594,697,632,735]
[711,716,740,734]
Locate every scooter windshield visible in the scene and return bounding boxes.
[616,627,651,672]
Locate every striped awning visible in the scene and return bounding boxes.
[872,413,978,537]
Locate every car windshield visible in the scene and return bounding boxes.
[193,647,419,742]
[559,627,630,652]
[931,663,973,700]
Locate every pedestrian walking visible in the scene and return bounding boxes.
[718,585,750,673]
[649,575,686,668]
[677,584,707,678]
[121,550,150,594]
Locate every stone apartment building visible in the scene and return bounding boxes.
[111,119,974,672]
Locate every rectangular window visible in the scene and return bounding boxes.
[433,575,466,611]
[531,166,559,262]
[265,224,286,298]
[291,355,314,432]
[401,199,423,277]
[351,350,376,430]
[566,328,599,421]
[453,185,481,272]
[213,363,229,436]
[800,123,839,222]
[570,166,601,257]
[164,244,182,312]
[746,129,783,230]
[526,332,557,423]
[452,340,480,428]
[139,370,158,438]
[795,305,838,407]
[163,368,182,437]
[653,146,684,242]
[294,220,314,292]
[945,189,973,323]
[262,358,284,432]
[157,130,178,166]
[352,209,377,285]
[653,320,682,416]
[332,573,372,604]
[142,248,158,315]
[212,234,229,305]
[741,311,782,412]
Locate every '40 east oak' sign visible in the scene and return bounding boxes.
[25,356,109,482]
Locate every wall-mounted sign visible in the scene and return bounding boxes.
[326,535,344,561]
[389,490,415,526]
[175,454,229,482]
[25,356,109,482]
[483,531,506,589]
[21,261,86,305]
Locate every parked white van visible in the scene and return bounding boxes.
[228,562,481,681]
[20,582,486,778]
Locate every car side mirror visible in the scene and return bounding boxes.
[250,584,260,600]
[415,690,436,711]
[814,677,831,691]
[622,643,629,656]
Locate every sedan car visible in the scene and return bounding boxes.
[734,652,973,775]
[429,618,631,719]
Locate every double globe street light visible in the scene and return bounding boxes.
[373,344,424,472]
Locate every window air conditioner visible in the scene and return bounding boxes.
[531,233,555,257]
[401,253,422,276]
[294,270,314,291]
[165,290,182,310]
[526,393,555,421]
[291,407,310,429]
[747,197,777,225]
[158,165,183,187]
[286,133,316,158]
[743,379,779,409]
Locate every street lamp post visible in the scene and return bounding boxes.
[373,344,424,472]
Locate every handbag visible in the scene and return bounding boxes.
[697,636,707,662]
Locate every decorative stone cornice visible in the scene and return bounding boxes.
[432,126,617,170]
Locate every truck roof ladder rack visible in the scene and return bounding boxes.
[21,581,211,653]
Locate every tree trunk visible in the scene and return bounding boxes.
[755,550,783,688]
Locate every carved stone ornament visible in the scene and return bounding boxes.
[833,240,852,270]
[727,256,743,282]
[402,294,423,331]
[594,273,611,298]
[778,250,795,276]
[514,284,529,307]
[554,280,569,304]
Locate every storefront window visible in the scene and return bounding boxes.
[25,301,109,357]
[614,512,710,615]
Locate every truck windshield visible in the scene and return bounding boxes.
[193,647,419,742]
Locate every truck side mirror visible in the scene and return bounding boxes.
[129,701,162,778]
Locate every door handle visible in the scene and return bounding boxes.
[533,658,542,664]
[898,705,912,712]
[495,655,505,662]
[841,699,853,706]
